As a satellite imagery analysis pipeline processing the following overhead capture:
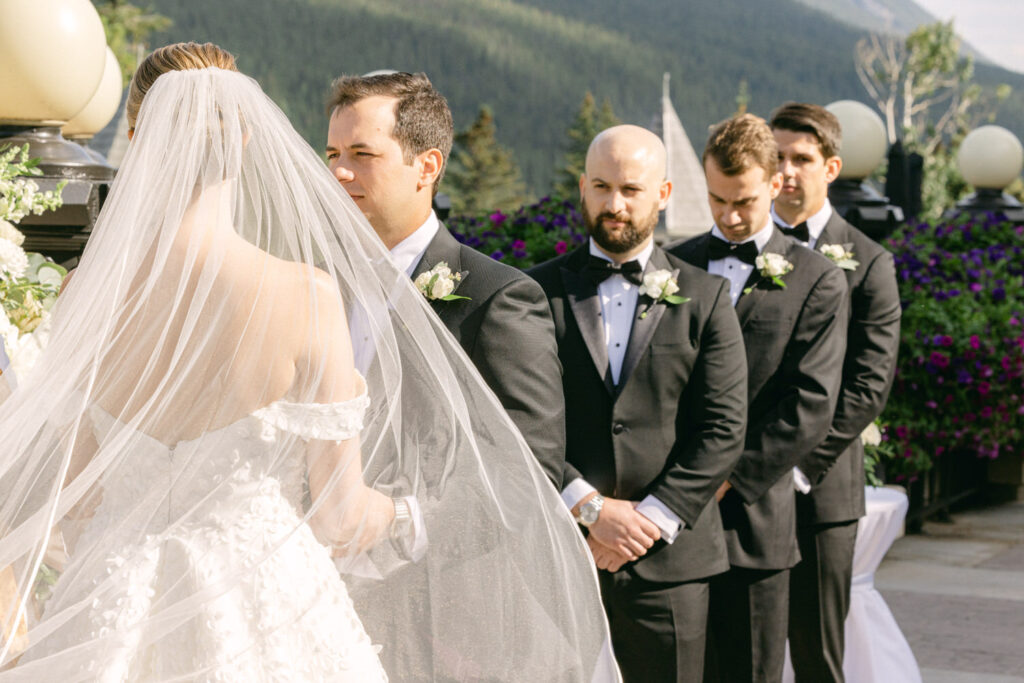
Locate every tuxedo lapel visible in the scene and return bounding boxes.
[735,227,789,327]
[411,224,463,282]
[561,249,614,394]
[618,248,675,392]
[816,210,847,249]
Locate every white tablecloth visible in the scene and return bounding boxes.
[783,485,922,682]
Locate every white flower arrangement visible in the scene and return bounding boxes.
[413,261,470,301]
[638,269,688,318]
[0,145,67,381]
[819,243,859,271]
[744,252,794,294]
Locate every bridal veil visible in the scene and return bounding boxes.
[0,67,616,681]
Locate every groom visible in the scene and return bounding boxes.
[529,125,748,682]
[669,114,849,683]
[324,71,564,486]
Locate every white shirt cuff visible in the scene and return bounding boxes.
[635,495,684,543]
[561,478,598,511]
[793,466,811,494]
[400,495,428,561]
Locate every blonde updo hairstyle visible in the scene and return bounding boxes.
[126,42,238,131]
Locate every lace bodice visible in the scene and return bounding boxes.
[35,381,388,681]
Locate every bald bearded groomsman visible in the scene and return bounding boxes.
[770,102,901,683]
[530,125,748,682]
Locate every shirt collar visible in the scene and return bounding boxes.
[771,199,833,244]
[390,212,441,277]
[710,219,774,254]
[588,237,655,270]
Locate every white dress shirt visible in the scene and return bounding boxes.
[390,211,441,277]
[560,238,684,544]
[771,200,833,250]
[708,221,775,307]
[766,208,832,495]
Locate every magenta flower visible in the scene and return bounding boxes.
[554,240,568,255]
[969,335,981,349]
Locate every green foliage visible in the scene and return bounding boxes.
[882,216,1024,480]
[146,0,1024,195]
[552,92,620,200]
[93,1,172,85]
[446,106,527,215]
[856,20,1012,219]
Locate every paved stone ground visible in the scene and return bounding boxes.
[876,500,1024,682]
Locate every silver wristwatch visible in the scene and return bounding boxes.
[389,497,415,560]
[575,494,604,527]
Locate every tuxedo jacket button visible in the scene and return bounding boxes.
[612,423,625,435]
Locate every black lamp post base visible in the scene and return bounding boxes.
[828,178,905,243]
[943,188,1024,223]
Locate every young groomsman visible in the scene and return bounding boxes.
[530,125,748,682]
[325,71,565,486]
[669,114,849,683]
[770,103,901,683]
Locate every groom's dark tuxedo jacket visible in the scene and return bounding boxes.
[411,223,566,486]
[528,244,748,583]
[669,228,849,570]
[798,212,901,524]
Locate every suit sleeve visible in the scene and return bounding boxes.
[647,281,748,526]
[799,251,901,482]
[730,266,849,504]
[470,276,566,489]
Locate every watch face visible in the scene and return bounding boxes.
[580,502,600,525]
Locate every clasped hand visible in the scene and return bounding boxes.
[585,497,660,572]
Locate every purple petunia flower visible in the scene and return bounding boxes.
[554,240,568,255]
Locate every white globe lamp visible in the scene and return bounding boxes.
[63,48,123,141]
[948,125,1024,220]
[958,125,1023,190]
[0,0,107,124]
[823,100,904,240]
[0,0,115,264]
[825,100,888,180]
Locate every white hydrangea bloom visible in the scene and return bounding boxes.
[0,220,25,246]
[0,237,29,281]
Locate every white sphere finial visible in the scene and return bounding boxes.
[825,100,888,179]
[0,0,107,125]
[63,48,123,139]
[958,125,1023,190]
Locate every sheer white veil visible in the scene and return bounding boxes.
[0,67,616,681]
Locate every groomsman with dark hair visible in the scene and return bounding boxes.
[530,125,748,682]
[669,113,849,683]
[770,102,901,683]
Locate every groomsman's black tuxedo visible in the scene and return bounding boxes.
[669,227,849,683]
[787,212,901,682]
[529,243,748,682]
[411,223,566,486]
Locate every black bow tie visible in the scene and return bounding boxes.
[778,222,810,242]
[585,255,644,285]
[708,237,758,266]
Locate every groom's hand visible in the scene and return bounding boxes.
[586,535,631,572]
[587,497,660,560]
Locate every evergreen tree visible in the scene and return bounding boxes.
[553,92,621,199]
[445,106,527,214]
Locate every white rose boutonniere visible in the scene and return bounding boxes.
[860,421,882,447]
[744,252,793,294]
[637,269,689,318]
[413,261,470,301]
[819,243,859,271]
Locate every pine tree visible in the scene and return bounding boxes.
[553,92,621,199]
[445,106,527,214]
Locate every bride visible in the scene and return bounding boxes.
[0,43,616,681]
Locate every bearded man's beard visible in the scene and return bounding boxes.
[582,197,658,254]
